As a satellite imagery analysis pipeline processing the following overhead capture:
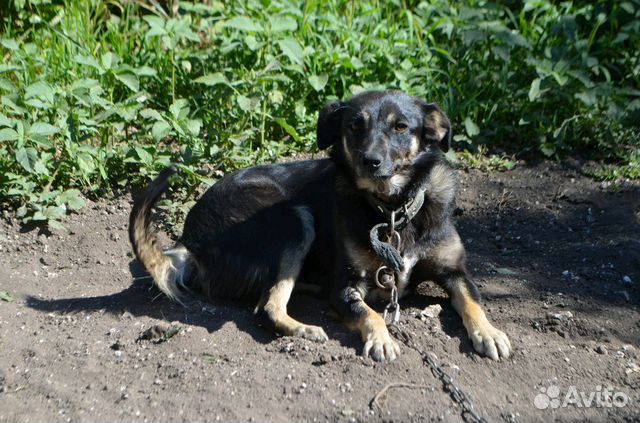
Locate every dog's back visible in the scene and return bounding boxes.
[129,159,335,303]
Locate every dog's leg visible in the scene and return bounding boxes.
[417,230,511,360]
[332,286,400,361]
[254,207,328,342]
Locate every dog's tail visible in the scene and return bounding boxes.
[129,166,191,304]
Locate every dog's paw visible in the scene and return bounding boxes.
[468,323,511,360]
[363,329,400,362]
[294,324,329,343]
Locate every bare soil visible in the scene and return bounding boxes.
[1,161,639,423]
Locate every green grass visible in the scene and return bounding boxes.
[1,0,639,228]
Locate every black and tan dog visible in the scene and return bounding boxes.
[129,90,510,362]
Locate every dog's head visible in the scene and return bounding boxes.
[317,90,451,202]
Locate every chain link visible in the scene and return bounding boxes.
[388,323,490,423]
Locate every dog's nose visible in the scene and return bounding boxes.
[362,153,383,171]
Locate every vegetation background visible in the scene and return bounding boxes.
[0,0,638,229]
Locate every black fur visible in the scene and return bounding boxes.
[134,90,495,360]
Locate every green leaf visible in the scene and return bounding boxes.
[33,160,49,175]
[169,99,189,119]
[146,26,167,38]
[270,15,297,32]
[540,143,555,157]
[151,121,171,141]
[575,91,596,107]
[15,147,38,172]
[463,117,480,137]
[278,37,304,65]
[0,127,18,142]
[528,78,541,102]
[42,206,66,220]
[237,95,252,112]
[1,39,20,51]
[114,72,139,92]
[244,35,260,50]
[74,54,103,72]
[140,108,163,121]
[194,72,228,86]
[143,15,166,30]
[134,66,157,77]
[134,146,153,165]
[274,118,301,143]
[101,52,119,70]
[25,81,55,104]
[0,291,15,302]
[308,74,328,91]
[185,119,202,136]
[29,122,59,136]
[0,112,12,127]
[0,65,19,74]
[223,16,263,32]
[58,190,85,210]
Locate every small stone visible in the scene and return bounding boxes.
[341,409,354,417]
[625,362,640,374]
[622,275,633,285]
[546,311,573,324]
[420,304,443,320]
[154,378,162,385]
[114,350,123,357]
[595,345,608,355]
[613,351,625,359]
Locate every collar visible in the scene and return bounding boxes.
[366,186,426,230]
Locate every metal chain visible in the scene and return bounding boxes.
[369,191,489,422]
[388,323,490,423]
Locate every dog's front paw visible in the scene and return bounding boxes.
[468,323,511,360]
[294,324,329,343]
[363,328,400,362]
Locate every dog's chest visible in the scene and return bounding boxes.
[345,238,419,299]
[393,252,419,296]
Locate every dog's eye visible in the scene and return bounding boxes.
[350,120,363,131]
[394,122,409,133]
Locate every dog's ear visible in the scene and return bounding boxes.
[420,102,451,152]
[317,100,345,150]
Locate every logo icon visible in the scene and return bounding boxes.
[534,384,629,409]
[534,385,561,410]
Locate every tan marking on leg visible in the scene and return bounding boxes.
[258,276,328,342]
[354,303,400,362]
[450,281,511,360]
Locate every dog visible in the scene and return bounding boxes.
[129,90,511,362]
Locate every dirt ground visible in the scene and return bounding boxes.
[1,160,639,423]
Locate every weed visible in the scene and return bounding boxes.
[1,0,638,228]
